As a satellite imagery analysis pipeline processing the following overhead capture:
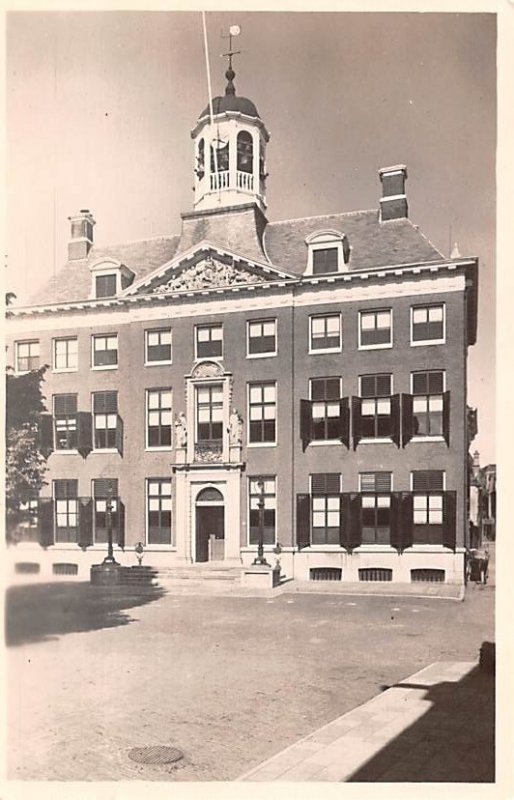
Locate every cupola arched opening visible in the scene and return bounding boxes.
[210,138,229,173]
[196,138,205,180]
[237,130,253,173]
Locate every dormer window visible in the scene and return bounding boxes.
[95,274,117,299]
[305,231,350,276]
[89,258,135,300]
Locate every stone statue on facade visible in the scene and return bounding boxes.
[228,408,243,446]
[175,412,187,449]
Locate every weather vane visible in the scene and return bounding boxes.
[221,25,241,70]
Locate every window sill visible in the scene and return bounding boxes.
[246,352,277,360]
[246,442,277,448]
[193,356,223,363]
[308,440,342,446]
[53,449,80,456]
[146,447,173,452]
[358,438,394,445]
[410,339,445,347]
[404,544,452,552]
[53,367,78,374]
[354,545,397,552]
[304,544,344,551]
[90,449,120,455]
[143,545,176,551]
[358,343,392,351]
[91,364,118,371]
[308,347,342,355]
[410,436,446,443]
[144,360,173,367]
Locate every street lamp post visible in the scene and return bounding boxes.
[253,478,270,566]
[102,487,119,565]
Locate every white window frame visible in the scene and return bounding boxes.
[308,376,342,446]
[309,313,342,355]
[53,337,78,373]
[247,475,277,547]
[410,370,446,442]
[194,323,223,361]
[145,388,173,451]
[246,318,277,359]
[358,373,394,444]
[144,327,173,366]
[309,473,342,548]
[145,478,174,548]
[358,309,393,351]
[91,333,118,371]
[14,339,40,374]
[410,303,446,347]
[246,381,277,448]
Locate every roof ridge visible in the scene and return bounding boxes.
[268,209,377,226]
[92,232,180,250]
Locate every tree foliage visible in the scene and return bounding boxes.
[5,366,49,538]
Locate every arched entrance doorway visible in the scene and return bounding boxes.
[195,486,225,562]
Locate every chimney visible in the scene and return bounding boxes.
[378,165,408,221]
[68,209,95,260]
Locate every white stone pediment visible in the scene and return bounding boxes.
[151,255,267,293]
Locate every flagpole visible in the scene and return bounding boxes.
[201,12,219,182]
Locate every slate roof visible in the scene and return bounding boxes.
[28,207,443,306]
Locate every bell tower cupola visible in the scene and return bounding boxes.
[191,40,270,214]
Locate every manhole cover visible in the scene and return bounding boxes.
[128,746,184,765]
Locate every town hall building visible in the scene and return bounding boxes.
[6,58,478,586]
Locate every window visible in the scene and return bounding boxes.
[196,138,205,180]
[247,319,277,357]
[95,274,117,299]
[92,334,118,368]
[53,337,78,371]
[145,328,172,364]
[411,304,445,344]
[93,391,118,450]
[210,140,229,173]
[196,384,223,443]
[360,472,392,545]
[93,479,119,544]
[237,131,253,173]
[54,394,78,450]
[248,477,276,545]
[147,389,172,448]
[196,324,223,359]
[310,314,341,353]
[54,480,78,544]
[412,371,445,437]
[312,248,339,275]
[360,374,393,438]
[310,377,342,440]
[359,309,392,349]
[15,340,39,373]
[17,497,38,542]
[248,382,276,444]
[147,479,172,545]
[412,470,444,545]
[310,473,341,545]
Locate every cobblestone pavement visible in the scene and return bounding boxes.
[7,576,493,782]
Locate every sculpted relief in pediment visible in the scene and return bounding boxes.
[153,256,266,293]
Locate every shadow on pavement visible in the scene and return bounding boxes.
[348,655,495,783]
[5,579,166,647]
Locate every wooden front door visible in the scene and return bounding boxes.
[195,506,225,562]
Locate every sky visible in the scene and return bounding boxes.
[6,11,496,462]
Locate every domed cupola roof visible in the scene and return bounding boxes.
[198,66,260,121]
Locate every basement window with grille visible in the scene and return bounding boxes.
[310,567,342,582]
[411,568,445,583]
[53,563,79,576]
[358,567,393,582]
[15,562,40,574]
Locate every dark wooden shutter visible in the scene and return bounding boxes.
[54,394,77,415]
[77,412,93,458]
[401,394,414,448]
[296,494,311,549]
[443,490,457,551]
[400,492,414,550]
[118,500,125,549]
[38,498,54,547]
[391,394,401,448]
[442,390,451,446]
[116,415,124,456]
[300,400,312,452]
[342,492,361,552]
[351,397,362,450]
[389,492,402,552]
[93,391,118,413]
[93,478,118,497]
[38,413,54,457]
[339,397,350,449]
[78,499,94,548]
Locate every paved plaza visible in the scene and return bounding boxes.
[6,575,494,782]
